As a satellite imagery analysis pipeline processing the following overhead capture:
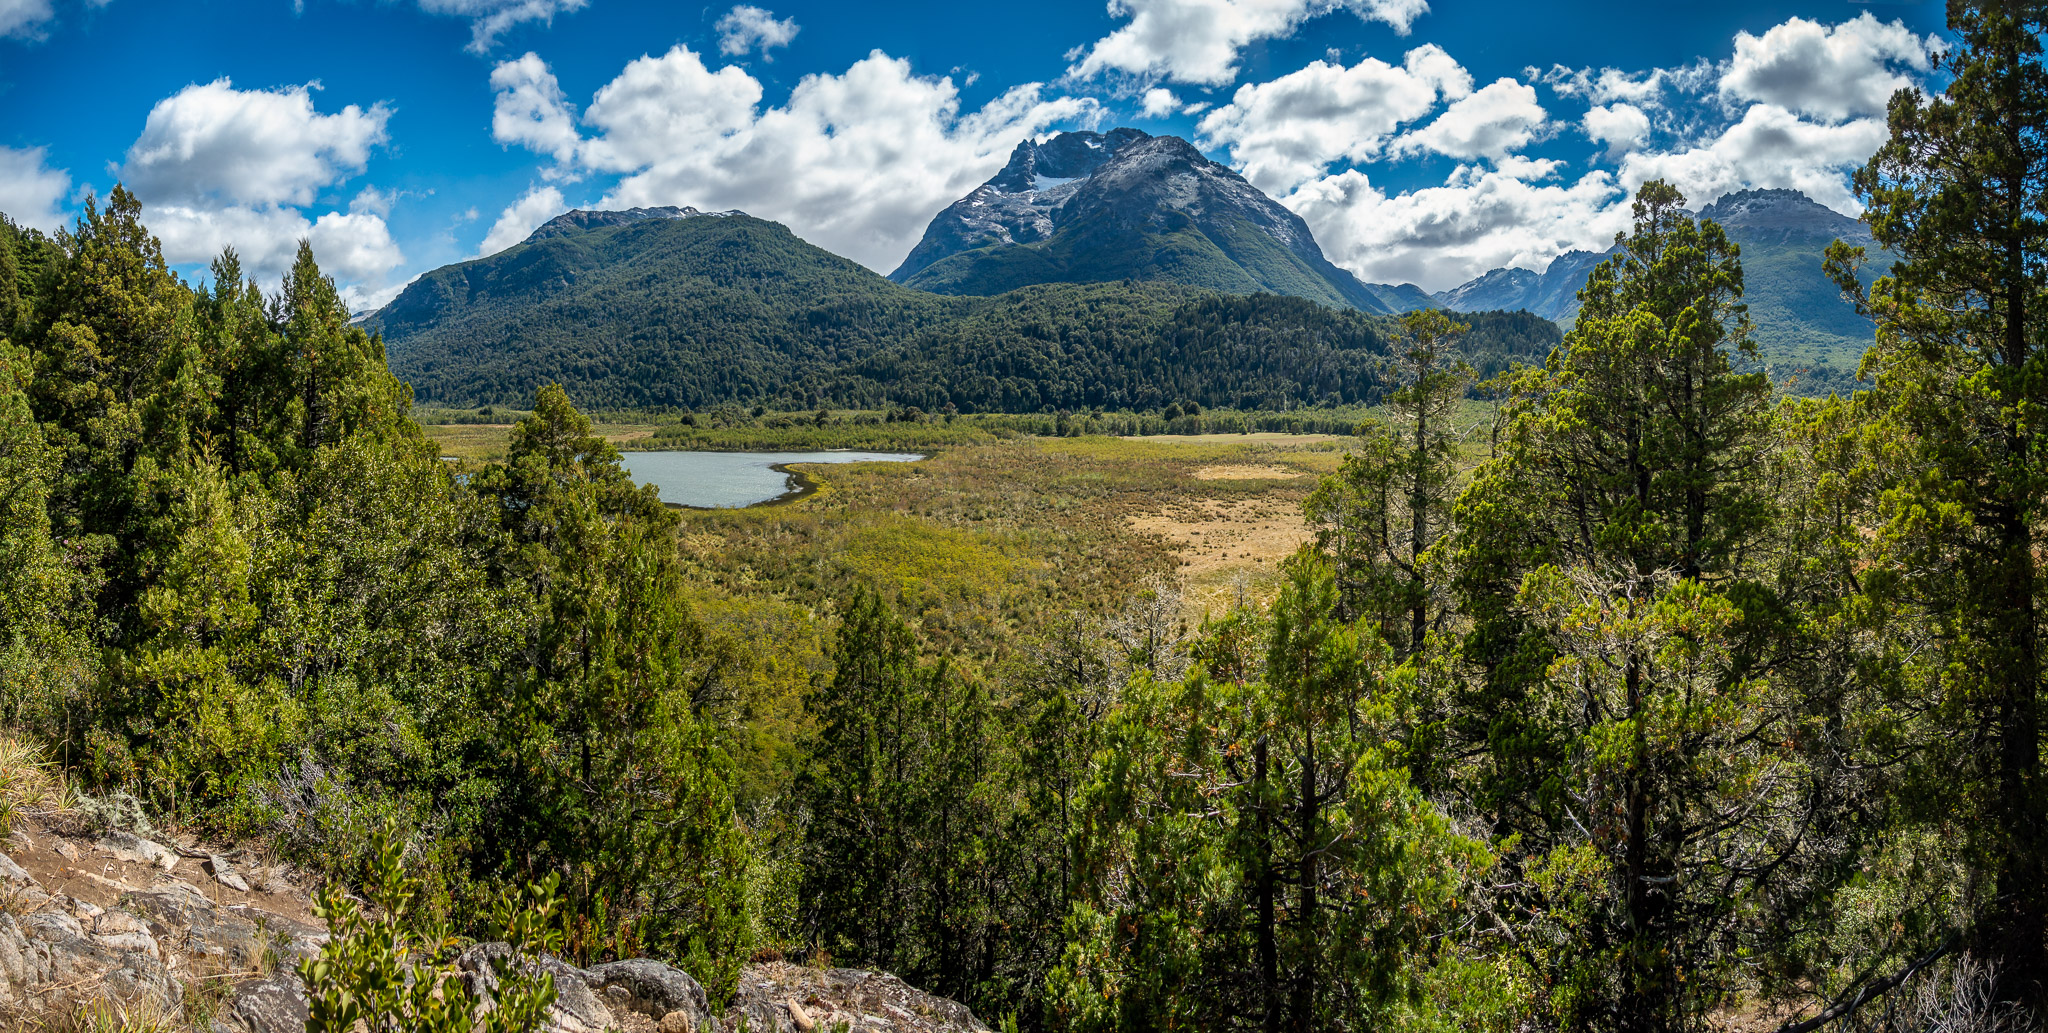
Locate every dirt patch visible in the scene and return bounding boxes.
[1191,464,1298,481]
[7,820,319,929]
[1119,432,1346,444]
[1129,494,1315,613]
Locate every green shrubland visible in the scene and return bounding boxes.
[5,7,2048,1029]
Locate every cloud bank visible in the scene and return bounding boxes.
[489,46,1100,271]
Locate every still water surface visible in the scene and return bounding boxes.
[619,450,924,508]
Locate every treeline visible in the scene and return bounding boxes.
[640,403,1380,451]
[826,290,1559,414]
[0,192,754,995]
[4,5,2046,1031]
[377,213,1561,413]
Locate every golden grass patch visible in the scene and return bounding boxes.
[0,735,70,834]
[1129,494,1316,616]
[1190,464,1300,481]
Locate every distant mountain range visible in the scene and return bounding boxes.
[365,202,1559,410]
[364,128,1880,407]
[1412,189,1884,378]
[892,129,1400,314]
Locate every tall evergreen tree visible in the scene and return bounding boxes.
[1825,0,2048,1008]
[474,384,751,1000]
[1306,308,1473,654]
[1443,181,1789,1032]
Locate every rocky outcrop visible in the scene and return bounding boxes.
[725,963,993,1033]
[0,819,990,1033]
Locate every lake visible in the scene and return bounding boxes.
[618,450,925,508]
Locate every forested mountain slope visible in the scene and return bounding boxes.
[368,205,1558,410]
[369,207,963,408]
[1422,188,1887,382]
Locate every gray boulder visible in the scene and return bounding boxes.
[209,971,309,1033]
[95,831,179,871]
[459,941,615,1033]
[587,957,714,1027]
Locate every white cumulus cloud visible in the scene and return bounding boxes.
[0,146,72,232]
[1393,77,1547,160]
[1196,44,1468,194]
[1286,164,1627,292]
[717,5,798,58]
[145,204,404,298]
[118,79,403,306]
[1140,87,1179,118]
[414,0,587,54]
[477,184,566,257]
[1619,103,1888,214]
[1067,0,1431,87]
[123,79,390,208]
[491,52,582,164]
[1720,13,1938,122]
[1583,102,1651,159]
[573,46,763,173]
[494,47,1101,271]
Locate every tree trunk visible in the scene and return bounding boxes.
[1408,387,1429,655]
[1290,733,1317,1033]
[1988,249,2045,1010]
[1256,736,1279,1033]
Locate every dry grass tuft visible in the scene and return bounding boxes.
[0,734,73,836]
[13,995,187,1033]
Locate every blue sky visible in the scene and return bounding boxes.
[0,0,1950,306]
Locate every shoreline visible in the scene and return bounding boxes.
[663,461,822,511]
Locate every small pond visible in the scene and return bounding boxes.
[618,450,924,509]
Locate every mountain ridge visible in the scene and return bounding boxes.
[363,204,1560,409]
[1406,188,1884,376]
[893,129,1397,314]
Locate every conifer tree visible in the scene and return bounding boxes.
[474,385,750,1000]
[1306,308,1472,654]
[1443,181,1789,1032]
[1825,0,2048,1008]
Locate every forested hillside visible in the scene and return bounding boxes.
[367,206,1558,410]
[3,5,2047,1031]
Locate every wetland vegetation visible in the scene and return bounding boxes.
[4,9,2048,1030]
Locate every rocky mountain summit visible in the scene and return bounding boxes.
[1430,248,1612,322]
[893,129,1395,313]
[1696,188,1875,245]
[890,128,1151,281]
[0,811,991,1033]
[524,207,742,245]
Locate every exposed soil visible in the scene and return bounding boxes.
[1129,493,1315,614]
[1189,463,1299,481]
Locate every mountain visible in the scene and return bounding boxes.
[891,129,1397,314]
[1359,281,1439,313]
[1425,249,1611,321]
[366,205,1560,410]
[367,206,953,408]
[1692,188,1887,376]
[1426,189,1886,382]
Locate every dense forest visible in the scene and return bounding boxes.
[367,207,1560,411]
[4,3,2048,1031]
